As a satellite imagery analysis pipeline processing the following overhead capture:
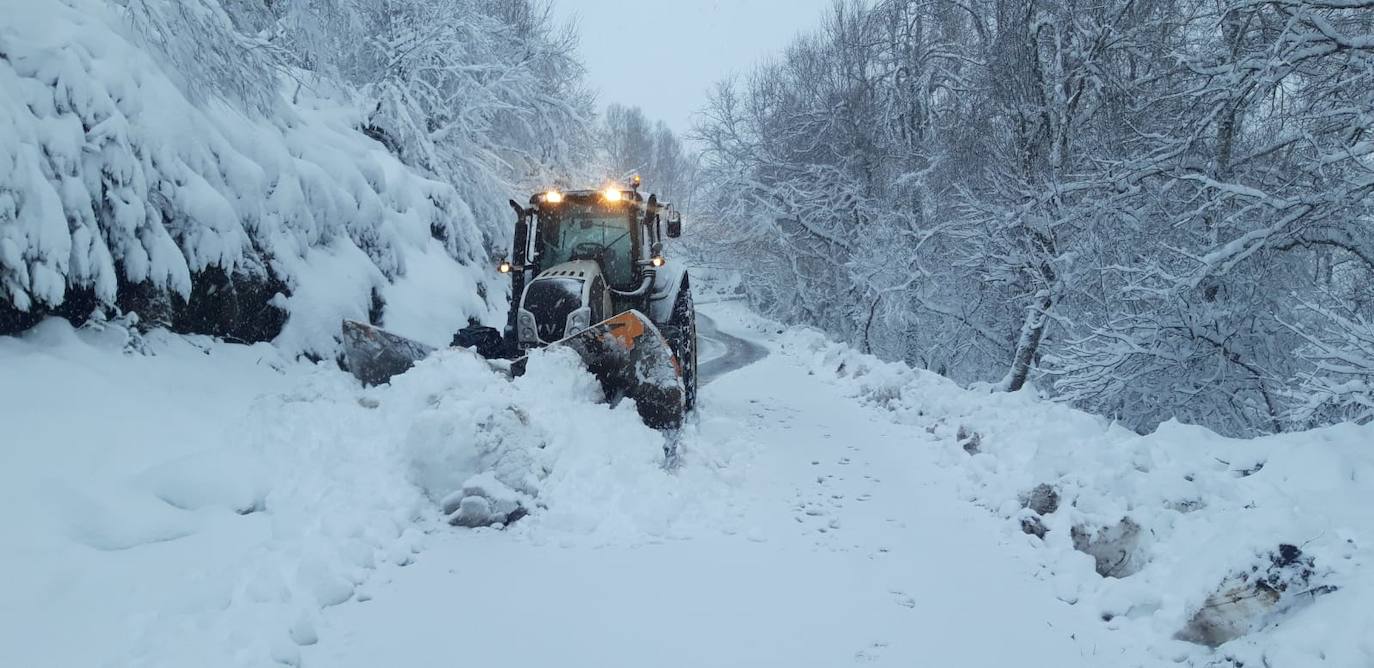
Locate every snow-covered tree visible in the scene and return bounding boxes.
[691,0,1374,434]
[599,104,697,206]
[1,0,596,354]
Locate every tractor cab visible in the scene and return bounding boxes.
[498,180,682,351]
[532,189,642,291]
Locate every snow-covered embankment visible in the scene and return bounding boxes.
[0,0,498,354]
[769,307,1373,666]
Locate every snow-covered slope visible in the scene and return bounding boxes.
[5,302,1366,667]
[0,0,499,353]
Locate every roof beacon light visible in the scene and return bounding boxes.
[543,190,563,204]
[603,188,623,202]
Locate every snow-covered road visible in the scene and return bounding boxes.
[302,305,1131,667]
[697,311,770,385]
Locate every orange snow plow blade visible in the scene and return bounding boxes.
[341,309,684,430]
[551,310,685,429]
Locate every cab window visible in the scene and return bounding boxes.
[536,203,637,288]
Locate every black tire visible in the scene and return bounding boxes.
[665,279,698,413]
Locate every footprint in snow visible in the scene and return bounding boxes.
[854,641,889,663]
[890,591,917,608]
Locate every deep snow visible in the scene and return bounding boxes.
[0,0,501,355]
[1,302,1370,667]
[761,303,1374,666]
[302,307,1145,668]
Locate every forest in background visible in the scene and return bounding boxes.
[689,0,1374,436]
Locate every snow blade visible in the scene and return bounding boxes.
[554,310,685,430]
[341,319,436,386]
[340,311,684,429]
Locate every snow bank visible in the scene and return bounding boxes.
[765,316,1373,666]
[0,315,676,667]
[0,0,497,354]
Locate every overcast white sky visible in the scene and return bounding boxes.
[550,0,834,136]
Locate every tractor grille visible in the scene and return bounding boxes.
[523,277,583,343]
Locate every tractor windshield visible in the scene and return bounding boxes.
[536,203,637,288]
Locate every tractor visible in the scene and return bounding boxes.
[342,178,697,430]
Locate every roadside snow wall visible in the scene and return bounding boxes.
[0,0,498,354]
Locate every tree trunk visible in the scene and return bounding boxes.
[862,294,881,354]
[1002,289,1052,392]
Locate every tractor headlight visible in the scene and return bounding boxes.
[566,307,591,334]
[518,310,537,342]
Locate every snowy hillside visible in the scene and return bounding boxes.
[0,0,588,354]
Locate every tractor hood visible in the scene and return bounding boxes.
[516,260,602,346]
[533,260,601,282]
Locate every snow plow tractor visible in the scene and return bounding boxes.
[341,179,698,430]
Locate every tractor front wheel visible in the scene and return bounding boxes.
[665,280,698,413]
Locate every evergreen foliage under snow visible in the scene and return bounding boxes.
[0,0,592,354]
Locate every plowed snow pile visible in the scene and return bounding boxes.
[0,317,673,667]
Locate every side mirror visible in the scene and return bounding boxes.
[666,212,682,238]
[644,194,658,228]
